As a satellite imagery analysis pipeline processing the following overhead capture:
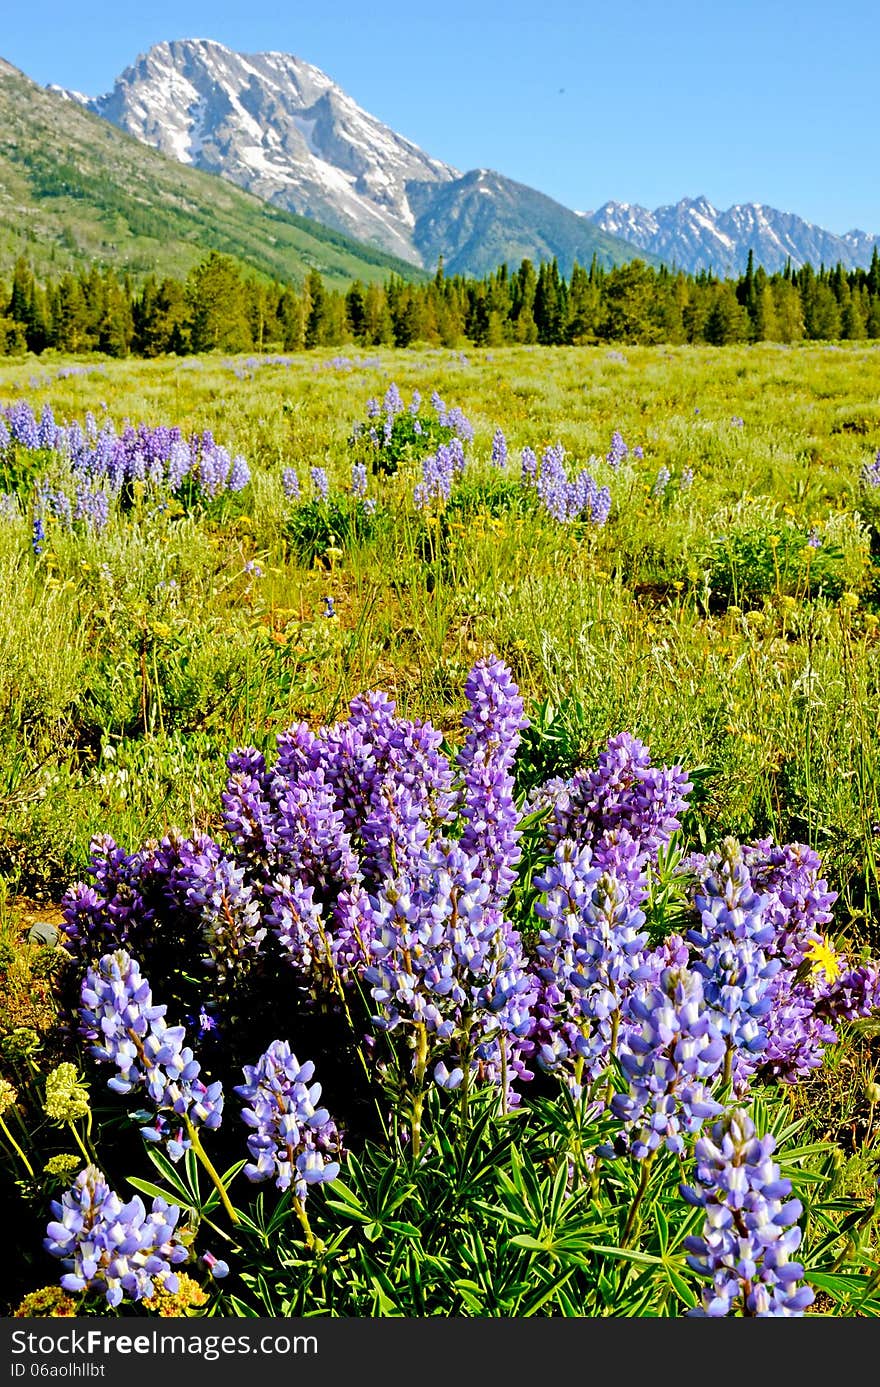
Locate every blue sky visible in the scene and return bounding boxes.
[4,0,877,233]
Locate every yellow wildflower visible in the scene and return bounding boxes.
[14,1287,77,1317]
[804,937,842,985]
[143,1272,209,1317]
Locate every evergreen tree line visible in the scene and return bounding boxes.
[2,245,880,358]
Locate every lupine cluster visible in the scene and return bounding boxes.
[236,1041,341,1196]
[348,383,474,469]
[59,658,880,1163]
[44,1165,189,1307]
[606,429,644,469]
[681,1109,815,1316]
[534,443,611,526]
[1,401,250,502]
[79,950,224,1159]
[1,400,251,542]
[413,438,466,508]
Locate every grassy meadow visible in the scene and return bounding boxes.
[5,339,880,1316]
[3,342,880,910]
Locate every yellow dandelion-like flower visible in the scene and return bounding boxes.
[804,937,842,985]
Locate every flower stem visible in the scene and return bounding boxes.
[184,1118,239,1225]
[292,1194,324,1254]
[410,1023,428,1159]
[621,1155,654,1248]
[67,1122,96,1166]
[0,1112,34,1178]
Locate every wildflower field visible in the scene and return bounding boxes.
[4,339,880,1318]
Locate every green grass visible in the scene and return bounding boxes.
[1,338,879,918]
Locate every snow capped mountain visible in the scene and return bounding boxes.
[53,40,880,279]
[56,38,653,276]
[76,38,458,265]
[586,197,880,274]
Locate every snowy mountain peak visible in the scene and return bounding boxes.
[79,37,459,265]
[587,197,880,274]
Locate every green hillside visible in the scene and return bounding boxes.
[0,57,425,290]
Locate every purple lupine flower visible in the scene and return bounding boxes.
[611,965,725,1158]
[361,839,536,1104]
[181,855,266,985]
[282,467,301,501]
[680,466,695,491]
[61,835,149,960]
[310,467,329,500]
[264,875,334,982]
[31,514,46,556]
[652,466,671,498]
[351,462,368,497]
[201,1251,229,1279]
[445,406,474,444]
[236,1040,341,1196]
[606,430,628,469]
[414,443,456,509]
[533,844,648,1087]
[491,428,508,469]
[688,840,781,1084]
[591,485,612,526]
[37,404,58,451]
[79,950,224,1160]
[534,731,692,870]
[45,1165,188,1308]
[520,447,538,488]
[318,687,457,886]
[227,455,251,491]
[536,444,568,522]
[273,768,361,893]
[457,656,528,904]
[681,1109,814,1316]
[7,401,39,449]
[383,383,403,418]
